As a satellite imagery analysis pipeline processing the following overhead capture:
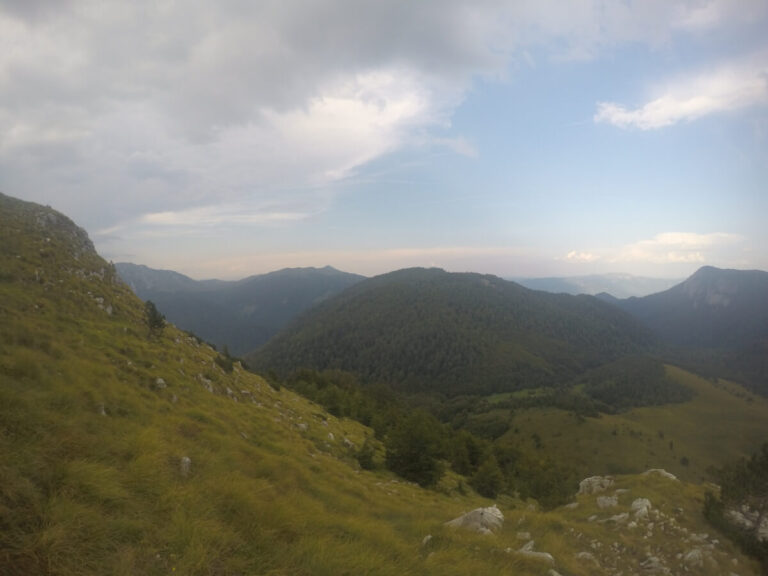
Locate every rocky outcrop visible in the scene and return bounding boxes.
[578,475,614,495]
[512,540,555,565]
[642,468,678,481]
[445,505,504,535]
[726,505,768,542]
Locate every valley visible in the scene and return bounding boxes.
[2,191,767,574]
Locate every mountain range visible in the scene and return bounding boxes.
[2,191,767,574]
[513,273,680,298]
[247,267,654,395]
[606,265,768,349]
[115,262,364,356]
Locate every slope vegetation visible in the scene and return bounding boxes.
[1,192,762,575]
[249,267,653,395]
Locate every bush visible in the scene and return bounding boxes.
[144,300,165,337]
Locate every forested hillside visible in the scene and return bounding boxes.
[607,266,768,395]
[2,192,765,575]
[249,267,654,395]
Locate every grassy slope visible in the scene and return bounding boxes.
[497,366,768,483]
[0,193,761,575]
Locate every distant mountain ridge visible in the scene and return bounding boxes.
[248,267,654,395]
[598,266,768,395]
[611,266,768,349]
[116,262,365,355]
[513,273,680,298]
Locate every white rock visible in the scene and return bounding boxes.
[578,475,614,495]
[597,495,618,508]
[518,550,555,565]
[632,497,653,519]
[575,551,600,566]
[642,468,678,481]
[446,505,504,535]
[684,548,704,568]
[180,456,191,477]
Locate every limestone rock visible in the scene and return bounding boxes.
[446,505,504,535]
[597,495,618,509]
[514,541,555,566]
[575,551,600,566]
[180,456,191,477]
[578,475,614,495]
[639,555,670,574]
[632,498,653,519]
[726,505,768,542]
[642,468,678,481]
[683,548,704,568]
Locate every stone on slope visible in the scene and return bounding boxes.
[578,475,614,495]
[445,505,504,535]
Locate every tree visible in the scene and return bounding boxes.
[144,300,165,337]
[470,453,505,498]
[385,411,446,487]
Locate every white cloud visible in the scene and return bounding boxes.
[1,0,766,260]
[616,232,744,264]
[594,56,768,130]
[565,250,599,263]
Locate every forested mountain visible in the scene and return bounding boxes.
[116,262,364,355]
[603,266,768,394]
[3,191,767,574]
[248,267,654,395]
[513,273,680,298]
[613,266,768,349]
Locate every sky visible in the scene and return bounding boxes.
[1,1,767,280]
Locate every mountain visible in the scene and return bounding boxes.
[1,192,765,575]
[513,273,680,298]
[613,266,768,349]
[602,266,768,395]
[248,267,654,395]
[116,262,364,356]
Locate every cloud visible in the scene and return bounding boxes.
[565,250,599,263]
[594,56,768,129]
[616,232,744,264]
[1,0,766,240]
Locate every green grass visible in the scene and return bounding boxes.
[0,192,763,575]
[497,365,768,483]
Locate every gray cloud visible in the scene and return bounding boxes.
[1,0,765,245]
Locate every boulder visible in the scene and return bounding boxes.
[683,548,704,568]
[639,555,670,575]
[642,468,677,481]
[597,495,618,508]
[513,541,555,566]
[632,498,652,519]
[578,475,614,495]
[575,551,600,566]
[446,505,504,535]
